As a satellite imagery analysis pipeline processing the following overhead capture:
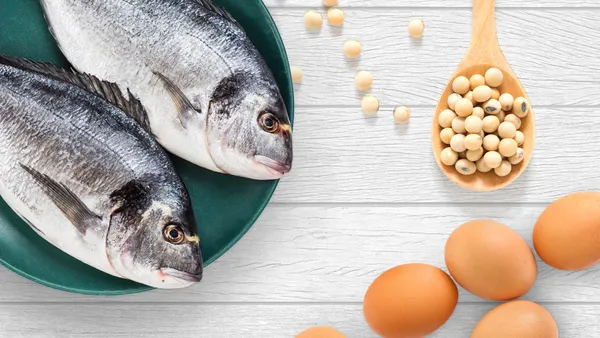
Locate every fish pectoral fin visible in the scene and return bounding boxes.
[153,71,200,129]
[20,164,101,235]
[0,55,152,134]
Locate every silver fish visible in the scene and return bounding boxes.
[41,0,293,180]
[0,56,202,289]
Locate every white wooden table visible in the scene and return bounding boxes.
[1,0,600,336]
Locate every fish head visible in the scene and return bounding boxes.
[106,181,203,289]
[206,71,293,180]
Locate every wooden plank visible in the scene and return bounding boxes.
[270,9,600,106]
[270,107,600,203]
[0,303,598,337]
[265,0,599,8]
[1,206,599,303]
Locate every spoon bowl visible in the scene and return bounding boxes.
[432,0,535,192]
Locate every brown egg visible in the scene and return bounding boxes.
[533,192,600,270]
[363,264,458,337]
[296,326,346,338]
[471,300,558,338]
[445,220,537,301]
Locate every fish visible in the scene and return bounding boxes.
[40,0,293,180]
[0,55,202,289]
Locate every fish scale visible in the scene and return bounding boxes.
[0,57,202,288]
[41,0,293,180]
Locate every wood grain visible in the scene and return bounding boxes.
[1,206,599,303]
[271,9,600,106]
[270,107,600,203]
[265,0,599,8]
[0,303,598,337]
[3,2,600,338]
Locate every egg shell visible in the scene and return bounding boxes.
[297,326,346,338]
[445,220,537,301]
[363,264,458,337]
[533,192,600,270]
[471,300,558,338]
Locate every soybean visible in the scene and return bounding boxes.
[441,147,459,166]
[467,148,484,162]
[327,8,345,26]
[483,134,500,151]
[513,97,530,118]
[355,71,373,91]
[455,159,477,175]
[447,93,462,111]
[504,114,521,129]
[498,121,517,139]
[499,138,518,157]
[450,134,467,152]
[482,115,500,133]
[465,116,483,134]
[361,95,379,114]
[344,40,362,59]
[455,98,474,117]
[470,74,486,90]
[452,76,470,95]
[499,93,514,111]
[304,10,323,29]
[452,117,467,134]
[393,106,411,123]
[494,160,512,177]
[485,67,504,87]
[483,151,503,169]
[464,134,483,151]
[473,85,492,103]
[440,128,456,144]
[483,99,502,115]
[408,19,425,38]
[514,131,525,146]
[509,148,525,165]
[438,109,457,128]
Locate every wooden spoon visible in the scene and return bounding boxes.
[432,0,535,192]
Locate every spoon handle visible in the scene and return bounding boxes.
[471,0,497,46]
[463,0,509,68]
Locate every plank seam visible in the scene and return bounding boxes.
[2,301,600,305]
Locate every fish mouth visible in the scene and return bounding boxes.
[254,155,291,175]
[160,268,203,283]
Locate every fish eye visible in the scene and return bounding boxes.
[258,112,279,133]
[163,223,185,244]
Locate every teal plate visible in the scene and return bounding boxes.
[0,0,293,295]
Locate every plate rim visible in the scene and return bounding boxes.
[0,0,294,296]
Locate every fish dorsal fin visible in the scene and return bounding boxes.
[195,0,243,29]
[0,55,151,133]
